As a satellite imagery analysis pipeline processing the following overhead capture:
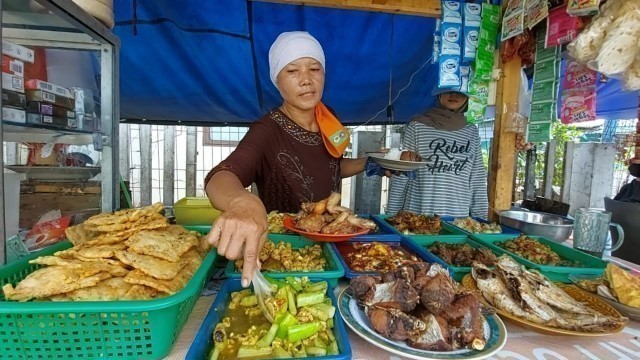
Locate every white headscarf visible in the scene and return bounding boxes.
[268,31,325,87]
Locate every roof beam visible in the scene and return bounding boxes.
[251,0,441,18]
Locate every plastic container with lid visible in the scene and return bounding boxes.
[174,197,221,226]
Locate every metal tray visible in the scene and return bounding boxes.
[5,165,100,181]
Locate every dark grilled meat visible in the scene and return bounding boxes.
[419,272,456,315]
[367,307,426,341]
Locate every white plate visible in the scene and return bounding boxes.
[368,153,430,172]
[338,288,508,360]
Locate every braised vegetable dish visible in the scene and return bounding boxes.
[339,242,420,272]
[496,235,582,267]
[209,277,339,359]
[428,242,497,267]
[236,241,326,272]
[387,211,442,235]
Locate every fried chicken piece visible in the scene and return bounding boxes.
[443,292,486,350]
[419,272,456,315]
[367,307,425,341]
[400,151,422,162]
[295,214,325,233]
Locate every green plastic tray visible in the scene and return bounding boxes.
[470,234,607,283]
[224,234,345,286]
[374,214,467,239]
[0,240,217,360]
[405,236,497,282]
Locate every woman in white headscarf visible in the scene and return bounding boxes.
[203,31,369,286]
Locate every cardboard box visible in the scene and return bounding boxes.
[2,73,24,93]
[1,41,35,63]
[2,55,24,77]
[2,90,26,109]
[2,106,26,123]
[27,101,76,119]
[27,112,75,128]
[25,79,73,99]
[25,90,74,109]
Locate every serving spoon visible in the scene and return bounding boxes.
[252,267,276,323]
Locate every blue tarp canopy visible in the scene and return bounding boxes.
[113,0,638,125]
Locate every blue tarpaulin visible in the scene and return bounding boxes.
[113,0,638,125]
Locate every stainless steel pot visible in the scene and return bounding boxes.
[498,210,574,243]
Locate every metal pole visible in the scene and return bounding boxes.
[186,127,197,197]
[163,126,176,205]
[523,148,536,200]
[0,0,6,265]
[543,140,557,198]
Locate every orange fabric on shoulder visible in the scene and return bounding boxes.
[315,103,350,158]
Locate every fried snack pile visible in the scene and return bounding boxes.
[267,211,292,234]
[2,203,207,302]
[294,192,376,234]
[606,264,640,308]
[235,240,326,272]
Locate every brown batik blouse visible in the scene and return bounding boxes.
[204,109,342,213]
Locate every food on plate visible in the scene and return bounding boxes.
[2,204,208,301]
[471,256,627,331]
[387,211,442,235]
[496,235,582,267]
[209,277,339,359]
[268,211,293,234]
[428,242,497,267]
[294,192,376,234]
[349,262,487,351]
[452,217,502,234]
[339,241,420,272]
[383,148,423,162]
[606,263,640,308]
[235,240,326,272]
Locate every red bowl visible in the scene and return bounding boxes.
[282,216,370,243]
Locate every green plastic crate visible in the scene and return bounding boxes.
[405,236,496,282]
[375,214,466,238]
[0,240,217,360]
[224,234,345,286]
[470,234,607,283]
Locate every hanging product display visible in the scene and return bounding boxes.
[546,5,582,47]
[525,0,549,29]
[501,0,525,41]
[567,0,600,16]
[439,0,463,88]
[561,61,597,124]
[528,29,562,142]
[474,3,501,82]
[463,3,481,62]
[568,0,640,90]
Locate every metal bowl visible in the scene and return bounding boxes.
[498,210,574,243]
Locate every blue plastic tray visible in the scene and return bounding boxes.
[330,235,451,278]
[441,216,521,235]
[373,214,468,238]
[186,279,352,360]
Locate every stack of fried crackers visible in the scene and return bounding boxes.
[2,203,209,302]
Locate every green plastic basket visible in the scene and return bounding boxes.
[224,234,345,286]
[405,236,496,282]
[0,240,217,360]
[375,214,466,239]
[470,234,607,283]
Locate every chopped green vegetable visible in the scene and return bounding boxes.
[240,295,258,307]
[297,291,325,307]
[208,345,221,360]
[236,345,273,358]
[265,275,286,289]
[305,346,328,356]
[287,322,322,343]
[276,313,298,339]
[326,328,336,342]
[326,318,334,329]
[292,341,307,358]
[327,340,339,355]
[305,305,329,321]
[255,322,279,348]
[310,303,335,318]
[286,286,297,315]
[305,280,328,293]
[272,346,293,358]
[286,276,303,292]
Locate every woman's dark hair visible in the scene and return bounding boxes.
[630,163,640,178]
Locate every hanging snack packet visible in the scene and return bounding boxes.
[504,0,525,18]
[439,55,461,88]
[567,0,600,16]
[464,3,482,27]
[464,26,480,61]
[546,5,581,47]
[525,0,549,29]
[533,59,559,83]
[460,65,470,93]
[466,79,490,123]
[441,23,462,56]
[433,34,441,64]
[531,80,558,103]
[563,61,597,89]
[529,101,556,123]
[474,4,501,82]
[502,0,525,41]
[442,0,463,24]
[561,87,596,124]
[528,123,552,142]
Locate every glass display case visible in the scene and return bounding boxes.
[0,0,120,263]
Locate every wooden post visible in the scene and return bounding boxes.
[488,55,522,220]
[186,127,197,197]
[543,140,557,198]
[119,123,130,183]
[163,126,175,206]
[140,125,152,206]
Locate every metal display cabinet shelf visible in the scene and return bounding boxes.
[0,0,120,264]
